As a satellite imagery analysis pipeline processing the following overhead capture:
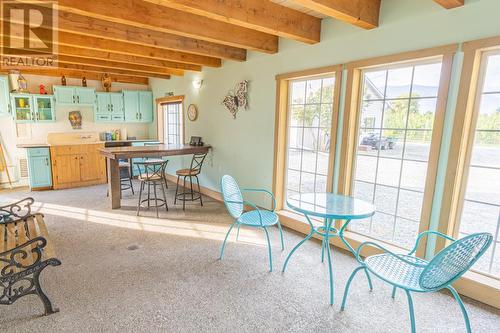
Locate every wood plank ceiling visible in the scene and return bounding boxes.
[1,0,461,84]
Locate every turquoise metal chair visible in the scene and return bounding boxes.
[219,175,284,272]
[341,231,492,333]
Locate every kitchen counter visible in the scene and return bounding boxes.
[17,139,160,148]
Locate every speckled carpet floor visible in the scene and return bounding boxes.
[0,183,499,332]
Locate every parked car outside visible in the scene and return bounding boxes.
[360,133,396,150]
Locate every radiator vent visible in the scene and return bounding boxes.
[18,158,28,178]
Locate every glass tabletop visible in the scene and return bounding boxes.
[287,193,375,220]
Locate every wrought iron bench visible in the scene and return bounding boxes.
[0,197,61,315]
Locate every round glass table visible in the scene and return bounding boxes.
[282,193,375,305]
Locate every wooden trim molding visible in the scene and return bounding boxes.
[346,44,458,70]
[273,64,342,210]
[438,37,500,251]
[339,46,455,257]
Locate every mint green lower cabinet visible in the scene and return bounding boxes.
[0,76,10,116]
[27,148,52,189]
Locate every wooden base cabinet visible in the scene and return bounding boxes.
[50,144,107,189]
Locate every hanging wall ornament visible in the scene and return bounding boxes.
[221,80,249,119]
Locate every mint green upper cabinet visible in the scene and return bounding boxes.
[110,93,123,113]
[54,86,95,105]
[123,91,140,122]
[53,86,75,104]
[96,93,111,114]
[33,94,55,122]
[139,91,153,123]
[76,87,96,105]
[95,92,125,122]
[11,94,33,123]
[0,76,10,116]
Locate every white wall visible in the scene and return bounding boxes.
[149,0,500,207]
[0,74,151,186]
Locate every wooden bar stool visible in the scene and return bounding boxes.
[136,160,169,217]
[174,152,207,210]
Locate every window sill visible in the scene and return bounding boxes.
[276,209,500,309]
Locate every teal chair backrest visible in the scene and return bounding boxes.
[419,232,492,290]
[221,175,243,219]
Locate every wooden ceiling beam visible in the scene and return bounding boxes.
[292,0,381,29]
[142,0,321,44]
[57,0,278,53]
[0,68,149,85]
[55,62,171,79]
[58,32,221,68]
[57,45,201,72]
[433,0,464,9]
[57,55,184,76]
[57,13,246,62]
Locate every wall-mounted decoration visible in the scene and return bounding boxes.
[187,104,198,121]
[221,80,249,119]
[82,77,87,87]
[39,84,47,95]
[101,73,112,92]
[17,74,28,92]
[61,75,67,86]
[68,111,82,129]
[165,92,174,97]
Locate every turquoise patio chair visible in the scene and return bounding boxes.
[219,175,284,272]
[341,231,492,333]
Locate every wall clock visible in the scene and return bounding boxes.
[187,104,198,121]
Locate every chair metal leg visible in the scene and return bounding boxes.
[277,221,284,251]
[160,180,168,211]
[282,228,314,272]
[263,226,273,272]
[196,176,203,206]
[147,182,151,207]
[189,175,194,200]
[321,236,326,263]
[364,268,373,291]
[405,290,417,333]
[341,265,364,311]
[174,176,180,204]
[236,224,241,241]
[182,176,186,210]
[219,223,236,260]
[136,181,144,216]
[129,178,134,195]
[392,286,397,299]
[153,181,159,218]
[447,286,472,333]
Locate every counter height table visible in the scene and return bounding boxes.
[100,144,211,209]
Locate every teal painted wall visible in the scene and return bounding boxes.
[150,0,500,216]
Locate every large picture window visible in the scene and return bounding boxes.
[457,51,500,277]
[285,76,336,201]
[351,61,443,249]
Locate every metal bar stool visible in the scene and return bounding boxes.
[143,143,168,188]
[174,152,207,210]
[107,160,134,197]
[136,160,169,217]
